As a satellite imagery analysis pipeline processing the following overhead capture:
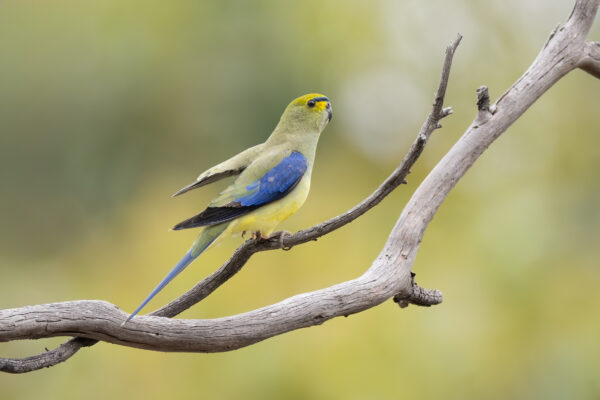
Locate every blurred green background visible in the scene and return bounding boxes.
[1,0,599,398]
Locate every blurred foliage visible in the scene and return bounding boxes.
[1,0,599,399]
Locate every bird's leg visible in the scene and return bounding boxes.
[251,231,261,241]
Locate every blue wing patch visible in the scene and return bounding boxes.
[172,151,307,230]
[237,151,307,206]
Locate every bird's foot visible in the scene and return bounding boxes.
[276,230,294,251]
[242,230,247,238]
[251,231,262,241]
[249,231,293,249]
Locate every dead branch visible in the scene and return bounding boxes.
[1,0,598,374]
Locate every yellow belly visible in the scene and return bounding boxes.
[225,175,311,238]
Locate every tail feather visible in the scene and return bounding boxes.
[123,223,228,325]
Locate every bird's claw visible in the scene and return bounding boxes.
[249,230,293,249]
[251,231,262,241]
[277,231,294,251]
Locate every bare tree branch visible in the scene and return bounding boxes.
[1,0,599,374]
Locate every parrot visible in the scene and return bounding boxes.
[124,93,332,323]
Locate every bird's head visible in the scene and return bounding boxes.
[278,93,332,133]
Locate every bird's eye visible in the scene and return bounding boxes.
[307,100,316,108]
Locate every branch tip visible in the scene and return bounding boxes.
[447,33,463,53]
[441,106,453,117]
[393,277,443,309]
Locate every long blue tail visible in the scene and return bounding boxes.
[123,223,227,324]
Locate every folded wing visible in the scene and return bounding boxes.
[172,151,307,230]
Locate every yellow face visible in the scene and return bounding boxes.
[284,93,332,130]
[292,93,332,118]
[278,93,333,133]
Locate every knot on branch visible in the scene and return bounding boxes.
[476,86,490,112]
[579,41,600,79]
[473,86,496,126]
[393,273,443,308]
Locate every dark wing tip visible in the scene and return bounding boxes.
[172,218,197,230]
[172,205,254,231]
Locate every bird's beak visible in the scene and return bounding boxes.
[326,102,333,122]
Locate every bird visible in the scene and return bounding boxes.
[123,93,332,324]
